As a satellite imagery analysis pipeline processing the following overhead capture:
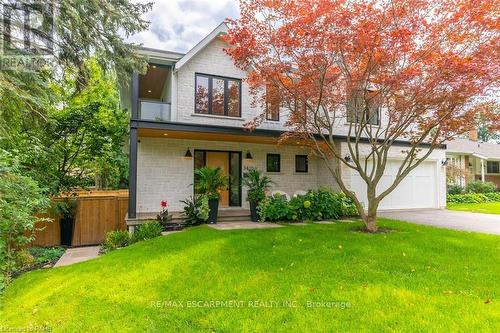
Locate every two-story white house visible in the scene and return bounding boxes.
[121,23,447,222]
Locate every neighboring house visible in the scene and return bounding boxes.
[446,132,500,188]
[120,23,447,222]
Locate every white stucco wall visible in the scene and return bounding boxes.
[137,137,338,213]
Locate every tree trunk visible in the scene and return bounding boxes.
[363,200,379,232]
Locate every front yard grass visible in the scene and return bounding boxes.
[447,202,500,215]
[1,219,499,332]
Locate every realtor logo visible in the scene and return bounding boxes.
[1,0,54,70]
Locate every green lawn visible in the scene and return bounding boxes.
[1,219,499,332]
[447,202,500,214]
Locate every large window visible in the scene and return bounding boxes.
[266,84,280,121]
[487,161,499,174]
[295,155,308,173]
[347,91,381,126]
[195,74,241,117]
[266,154,281,172]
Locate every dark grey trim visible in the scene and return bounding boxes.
[128,127,138,219]
[131,72,139,119]
[131,119,446,149]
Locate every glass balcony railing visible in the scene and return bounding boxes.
[139,100,171,122]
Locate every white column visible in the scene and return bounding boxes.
[481,159,485,182]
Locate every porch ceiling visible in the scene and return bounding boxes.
[138,128,285,145]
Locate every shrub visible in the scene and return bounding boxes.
[465,181,497,194]
[447,192,500,204]
[102,230,130,252]
[258,188,358,222]
[130,221,162,243]
[28,247,65,265]
[0,150,50,289]
[447,184,464,195]
[258,195,290,221]
[180,195,209,226]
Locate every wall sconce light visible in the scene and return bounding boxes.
[245,151,253,160]
[441,159,448,166]
[184,148,193,159]
[344,155,351,163]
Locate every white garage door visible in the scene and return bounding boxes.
[349,160,438,210]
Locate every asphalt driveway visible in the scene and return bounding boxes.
[379,209,500,235]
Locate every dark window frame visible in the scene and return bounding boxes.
[266,153,281,172]
[487,161,500,174]
[265,84,280,121]
[295,155,309,173]
[194,73,242,117]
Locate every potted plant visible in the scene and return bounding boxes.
[54,198,78,246]
[242,167,274,222]
[194,167,228,224]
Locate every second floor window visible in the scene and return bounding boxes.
[266,84,280,121]
[195,73,241,117]
[347,91,381,126]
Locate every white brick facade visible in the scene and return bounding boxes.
[137,137,336,213]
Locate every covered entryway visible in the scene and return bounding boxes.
[194,150,242,207]
[349,160,439,210]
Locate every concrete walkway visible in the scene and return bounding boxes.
[379,209,500,235]
[207,221,282,230]
[54,246,100,267]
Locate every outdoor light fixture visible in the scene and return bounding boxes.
[184,148,193,159]
[344,155,352,163]
[441,159,449,166]
[245,151,253,160]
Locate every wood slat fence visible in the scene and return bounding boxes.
[32,190,128,247]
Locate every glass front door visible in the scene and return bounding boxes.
[194,150,242,207]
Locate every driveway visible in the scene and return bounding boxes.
[379,209,500,235]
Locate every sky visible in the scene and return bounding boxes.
[128,0,240,53]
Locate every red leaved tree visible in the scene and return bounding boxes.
[225,0,499,232]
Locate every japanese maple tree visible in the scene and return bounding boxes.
[225,0,499,232]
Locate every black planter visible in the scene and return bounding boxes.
[207,198,219,224]
[249,201,259,222]
[60,217,74,246]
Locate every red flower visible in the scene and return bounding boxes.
[161,201,168,207]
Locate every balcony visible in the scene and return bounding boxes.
[139,100,171,122]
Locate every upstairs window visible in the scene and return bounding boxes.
[295,155,308,173]
[195,74,241,117]
[487,161,499,174]
[265,84,280,121]
[347,90,381,126]
[266,154,281,172]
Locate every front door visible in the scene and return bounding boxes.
[194,150,242,207]
[206,152,230,207]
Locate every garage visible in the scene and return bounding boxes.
[348,160,439,210]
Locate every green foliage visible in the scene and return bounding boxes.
[259,188,358,222]
[447,192,500,204]
[53,198,78,219]
[194,167,228,200]
[447,184,464,195]
[130,222,162,244]
[242,168,274,203]
[0,150,50,288]
[102,230,130,252]
[1,59,129,194]
[0,0,151,129]
[465,181,497,194]
[28,247,65,265]
[180,195,209,226]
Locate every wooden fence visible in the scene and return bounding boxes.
[32,190,128,247]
